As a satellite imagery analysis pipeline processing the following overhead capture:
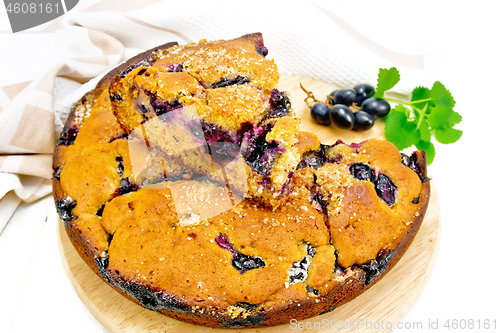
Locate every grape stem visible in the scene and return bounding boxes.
[300,83,331,108]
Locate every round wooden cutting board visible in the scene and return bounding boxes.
[58,73,441,333]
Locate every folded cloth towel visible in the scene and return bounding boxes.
[0,0,426,203]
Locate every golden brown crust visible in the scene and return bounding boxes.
[53,34,431,328]
[321,140,425,267]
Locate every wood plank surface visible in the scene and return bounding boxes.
[58,73,441,333]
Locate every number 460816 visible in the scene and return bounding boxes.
[6,2,60,14]
[444,319,497,330]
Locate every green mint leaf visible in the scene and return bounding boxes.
[434,127,463,144]
[372,66,462,165]
[419,119,432,142]
[384,104,419,150]
[384,106,407,149]
[430,81,455,108]
[393,103,408,116]
[427,105,455,129]
[416,140,435,164]
[449,110,462,126]
[374,67,400,98]
[411,86,431,110]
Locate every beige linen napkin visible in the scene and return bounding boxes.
[0,0,426,203]
[0,26,123,201]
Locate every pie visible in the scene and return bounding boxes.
[52,33,430,328]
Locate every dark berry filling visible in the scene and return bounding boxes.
[166,63,183,72]
[211,76,250,89]
[255,38,268,57]
[214,233,235,252]
[278,171,294,198]
[194,121,247,164]
[119,60,150,78]
[333,261,346,276]
[139,104,149,114]
[334,139,345,145]
[297,144,337,170]
[400,153,411,166]
[307,243,316,257]
[309,190,328,215]
[288,243,315,284]
[220,312,267,328]
[187,120,251,169]
[361,260,378,284]
[109,133,128,143]
[375,174,397,206]
[241,124,282,177]
[110,277,190,313]
[411,153,429,182]
[137,292,159,310]
[110,92,123,102]
[55,196,77,224]
[52,166,63,181]
[215,234,265,274]
[201,121,237,144]
[96,204,105,217]
[412,196,420,204]
[306,285,320,296]
[96,250,109,277]
[360,248,396,285]
[56,125,79,147]
[348,160,397,206]
[297,152,319,169]
[187,123,205,140]
[265,89,291,119]
[150,96,182,117]
[115,178,140,197]
[401,152,429,183]
[349,163,375,182]
[235,122,253,144]
[140,170,191,186]
[348,140,367,151]
[116,156,124,178]
[208,141,241,162]
[377,248,395,267]
[235,302,259,311]
[250,145,282,177]
[232,253,266,273]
